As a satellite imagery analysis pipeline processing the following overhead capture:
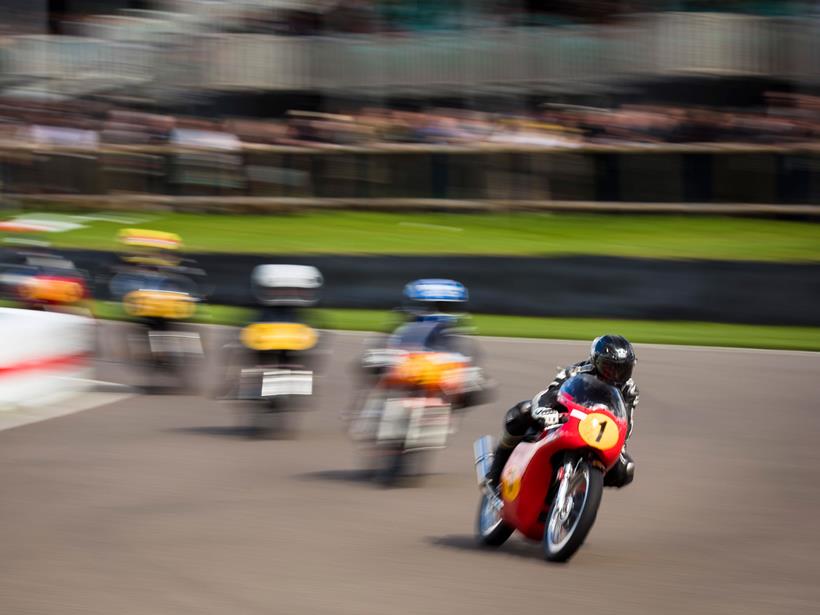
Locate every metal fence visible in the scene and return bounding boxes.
[3,145,820,205]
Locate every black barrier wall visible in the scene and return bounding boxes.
[62,250,820,327]
[5,147,820,204]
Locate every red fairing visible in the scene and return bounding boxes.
[500,397,627,541]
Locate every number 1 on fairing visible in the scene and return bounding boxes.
[595,420,608,443]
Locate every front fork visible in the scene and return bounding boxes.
[551,453,606,519]
[473,435,494,487]
[552,458,578,522]
[473,435,504,511]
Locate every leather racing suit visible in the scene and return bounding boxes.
[487,360,638,488]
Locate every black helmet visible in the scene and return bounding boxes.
[590,335,636,387]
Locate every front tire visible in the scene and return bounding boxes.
[543,457,604,562]
[476,491,514,547]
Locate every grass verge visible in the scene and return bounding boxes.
[7,210,820,262]
[93,302,820,351]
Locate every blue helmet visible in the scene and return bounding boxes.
[402,279,468,322]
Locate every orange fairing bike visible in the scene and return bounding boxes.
[351,324,492,485]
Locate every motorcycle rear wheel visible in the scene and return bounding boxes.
[375,446,430,487]
[543,457,604,563]
[246,399,293,439]
[476,491,514,547]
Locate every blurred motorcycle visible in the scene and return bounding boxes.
[0,247,90,315]
[109,229,205,392]
[473,373,629,562]
[350,319,493,486]
[219,264,323,438]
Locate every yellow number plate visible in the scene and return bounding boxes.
[241,322,317,351]
[501,464,523,502]
[578,412,620,450]
[123,290,196,319]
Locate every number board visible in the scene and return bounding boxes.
[577,412,620,450]
[123,290,196,319]
[241,322,317,351]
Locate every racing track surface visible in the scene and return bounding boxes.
[0,325,818,615]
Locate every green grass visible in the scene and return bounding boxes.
[9,211,820,262]
[10,209,819,350]
[91,302,820,351]
[319,310,820,351]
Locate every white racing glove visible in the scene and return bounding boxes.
[531,404,566,427]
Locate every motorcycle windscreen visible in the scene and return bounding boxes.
[557,374,627,420]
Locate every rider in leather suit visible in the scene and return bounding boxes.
[352,279,491,416]
[360,278,475,373]
[485,335,638,490]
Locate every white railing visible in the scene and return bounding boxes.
[643,12,778,76]
[6,36,157,82]
[5,13,820,95]
[188,14,820,90]
[199,34,312,90]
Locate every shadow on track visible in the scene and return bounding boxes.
[428,534,543,561]
[294,469,378,484]
[295,469,462,489]
[165,425,257,439]
[167,417,299,440]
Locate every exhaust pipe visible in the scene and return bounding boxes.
[473,435,494,486]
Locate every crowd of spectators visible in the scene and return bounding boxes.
[3,93,820,151]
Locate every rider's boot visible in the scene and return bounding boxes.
[484,432,522,493]
[604,450,635,488]
[484,400,534,493]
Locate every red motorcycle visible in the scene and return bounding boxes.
[473,373,628,562]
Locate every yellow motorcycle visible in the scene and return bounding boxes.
[219,264,324,438]
[110,229,206,393]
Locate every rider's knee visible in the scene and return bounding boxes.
[503,401,533,439]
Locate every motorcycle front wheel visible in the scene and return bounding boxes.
[542,457,604,562]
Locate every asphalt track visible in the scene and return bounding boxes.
[1,326,819,615]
